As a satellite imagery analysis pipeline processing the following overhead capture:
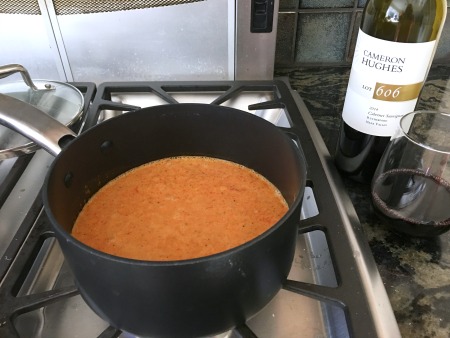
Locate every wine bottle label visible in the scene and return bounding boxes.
[342,29,436,137]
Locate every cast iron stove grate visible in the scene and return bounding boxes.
[0,78,398,338]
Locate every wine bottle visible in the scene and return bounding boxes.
[335,0,447,183]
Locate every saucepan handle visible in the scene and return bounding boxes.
[0,64,39,90]
[0,93,76,156]
[0,64,56,91]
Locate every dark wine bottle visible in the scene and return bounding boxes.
[335,0,447,183]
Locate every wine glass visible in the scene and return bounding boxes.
[371,111,450,237]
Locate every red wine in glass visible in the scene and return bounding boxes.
[371,168,450,237]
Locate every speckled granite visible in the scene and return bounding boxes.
[275,65,450,338]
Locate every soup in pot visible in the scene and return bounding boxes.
[71,156,288,261]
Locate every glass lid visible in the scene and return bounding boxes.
[1,80,84,125]
[0,79,84,159]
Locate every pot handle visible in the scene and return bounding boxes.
[0,64,39,90]
[0,93,76,156]
[0,64,56,91]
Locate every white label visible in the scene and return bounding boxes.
[342,29,436,137]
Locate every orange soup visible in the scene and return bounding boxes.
[71,156,288,261]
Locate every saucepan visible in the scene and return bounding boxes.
[0,93,307,337]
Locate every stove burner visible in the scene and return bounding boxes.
[0,79,399,337]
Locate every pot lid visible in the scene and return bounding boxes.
[0,65,84,159]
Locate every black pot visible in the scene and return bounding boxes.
[0,96,307,337]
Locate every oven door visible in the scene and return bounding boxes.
[0,0,278,82]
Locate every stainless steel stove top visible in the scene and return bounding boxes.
[0,78,400,338]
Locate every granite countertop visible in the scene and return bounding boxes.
[275,65,450,338]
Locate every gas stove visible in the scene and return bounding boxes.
[0,78,400,337]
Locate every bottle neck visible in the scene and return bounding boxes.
[361,0,447,43]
